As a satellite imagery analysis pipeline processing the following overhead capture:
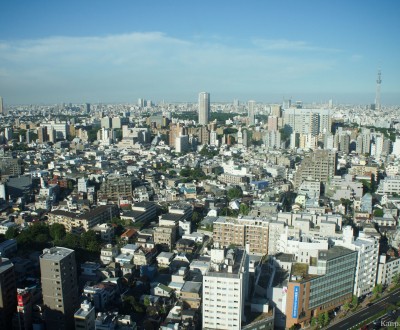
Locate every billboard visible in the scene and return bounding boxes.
[292,285,300,318]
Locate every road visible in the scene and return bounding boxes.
[326,288,400,330]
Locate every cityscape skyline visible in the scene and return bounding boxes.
[0,1,400,105]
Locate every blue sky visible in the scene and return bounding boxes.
[0,0,399,105]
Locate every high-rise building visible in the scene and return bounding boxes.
[202,248,249,330]
[13,289,33,330]
[74,300,95,330]
[40,247,79,330]
[198,92,210,125]
[38,126,48,143]
[293,150,336,189]
[0,256,17,329]
[283,108,332,136]
[248,100,256,126]
[0,97,4,115]
[86,103,91,113]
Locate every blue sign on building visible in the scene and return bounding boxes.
[292,286,300,318]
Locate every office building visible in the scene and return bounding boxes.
[248,100,256,126]
[40,247,79,330]
[74,300,95,330]
[203,248,249,330]
[0,97,3,115]
[285,246,357,328]
[86,103,91,113]
[175,135,189,153]
[0,256,17,329]
[198,92,210,125]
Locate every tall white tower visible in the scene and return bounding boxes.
[248,100,256,126]
[375,69,382,111]
[198,92,210,125]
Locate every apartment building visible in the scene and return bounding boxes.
[40,247,79,330]
[293,150,336,189]
[0,256,16,329]
[202,248,249,330]
[213,216,269,255]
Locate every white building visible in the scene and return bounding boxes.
[175,135,189,153]
[198,92,210,126]
[202,248,249,330]
[377,176,400,195]
[377,255,400,286]
[334,226,379,297]
[248,100,256,126]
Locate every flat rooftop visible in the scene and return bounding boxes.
[40,247,74,261]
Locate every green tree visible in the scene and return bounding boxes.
[227,186,243,200]
[5,226,19,239]
[317,313,324,327]
[323,311,330,326]
[374,208,384,217]
[239,203,249,215]
[392,272,400,286]
[343,301,350,311]
[373,284,383,296]
[49,223,66,241]
[144,296,151,307]
[311,317,317,327]
[351,295,358,308]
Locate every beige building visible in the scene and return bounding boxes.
[213,217,269,255]
[153,226,176,251]
[293,150,336,189]
[40,247,79,330]
[47,205,119,232]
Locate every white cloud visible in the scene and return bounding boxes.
[252,38,342,53]
[0,32,339,103]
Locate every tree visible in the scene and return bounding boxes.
[227,186,243,200]
[239,203,249,215]
[373,284,383,296]
[49,223,66,241]
[144,296,151,307]
[351,295,358,308]
[5,226,19,239]
[311,317,317,327]
[317,313,324,327]
[374,208,384,217]
[343,301,350,311]
[323,311,330,326]
[392,272,400,286]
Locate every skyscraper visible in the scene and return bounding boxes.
[198,92,210,125]
[40,247,79,330]
[0,97,3,115]
[248,100,256,126]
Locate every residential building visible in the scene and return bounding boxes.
[248,100,256,126]
[334,226,379,297]
[198,92,210,125]
[40,247,79,330]
[293,150,336,189]
[0,256,16,329]
[74,300,95,330]
[213,217,269,254]
[202,248,249,330]
[377,255,400,286]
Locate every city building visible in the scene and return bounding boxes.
[248,100,256,126]
[285,246,357,328]
[198,92,210,126]
[202,248,249,330]
[213,217,269,255]
[40,247,79,330]
[74,300,95,330]
[293,150,336,189]
[0,256,17,329]
[0,96,3,114]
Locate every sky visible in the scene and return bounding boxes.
[0,0,399,105]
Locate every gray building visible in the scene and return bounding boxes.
[0,256,16,329]
[40,247,79,330]
[198,92,210,126]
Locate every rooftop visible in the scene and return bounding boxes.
[40,247,74,261]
